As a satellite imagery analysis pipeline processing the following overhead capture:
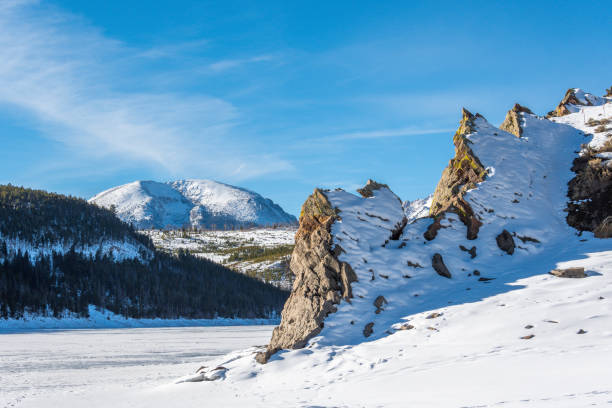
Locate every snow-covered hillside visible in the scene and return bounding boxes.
[89,179,297,229]
[141,227,296,289]
[137,87,611,406]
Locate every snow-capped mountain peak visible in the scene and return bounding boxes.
[89,179,297,229]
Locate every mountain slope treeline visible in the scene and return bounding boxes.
[0,185,288,319]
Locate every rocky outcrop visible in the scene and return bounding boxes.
[432,253,451,278]
[500,104,533,137]
[549,267,586,278]
[566,151,612,238]
[496,230,515,255]
[606,86,612,98]
[256,189,357,364]
[429,108,487,240]
[357,179,391,198]
[546,88,598,118]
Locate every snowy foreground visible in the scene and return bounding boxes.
[0,326,274,408]
[4,250,611,407]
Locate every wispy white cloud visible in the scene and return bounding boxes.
[327,127,454,141]
[0,0,291,180]
[208,55,275,72]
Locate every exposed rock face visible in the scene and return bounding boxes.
[429,108,487,240]
[432,253,451,278]
[549,267,586,278]
[567,152,612,238]
[256,188,357,364]
[606,86,612,98]
[496,230,515,255]
[500,104,533,137]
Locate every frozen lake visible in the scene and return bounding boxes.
[0,326,274,407]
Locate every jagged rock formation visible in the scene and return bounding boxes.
[256,189,357,363]
[254,84,612,368]
[500,104,533,137]
[429,108,487,239]
[547,88,606,117]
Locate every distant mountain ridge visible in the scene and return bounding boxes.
[89,179,297,230]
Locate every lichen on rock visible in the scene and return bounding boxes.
[500,104,533,137]
[256,188,357,364]
[428,108,487,240]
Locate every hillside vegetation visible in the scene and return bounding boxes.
[0,185,288,320]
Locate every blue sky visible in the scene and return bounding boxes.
[1,0,610,215]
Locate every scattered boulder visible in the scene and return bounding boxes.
[549,267,586,278]
[500,103,533,137]
[426,312,443,319]
[432,253,451,278]
[577,329,587,334]
[473,270,481,276]
[429,108,487,240]
[478,277,495,282]
[374,295,388,314]
[398,323,414,330]
[520,334,535,340]
[407,260,423,268]
[424,216,444,241]
[524,324,534,329]
[496,230,515,255]
[363,322,374,338]
[459,245,477,258]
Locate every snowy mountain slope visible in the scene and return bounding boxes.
[125,86,612,406]
[90,179,297,229]
[403,194,432,222]
[314,110,587,346]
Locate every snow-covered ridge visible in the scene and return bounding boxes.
[89,179,297,229]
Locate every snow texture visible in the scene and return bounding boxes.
[403,194,432,222]
[89,179,297,229]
